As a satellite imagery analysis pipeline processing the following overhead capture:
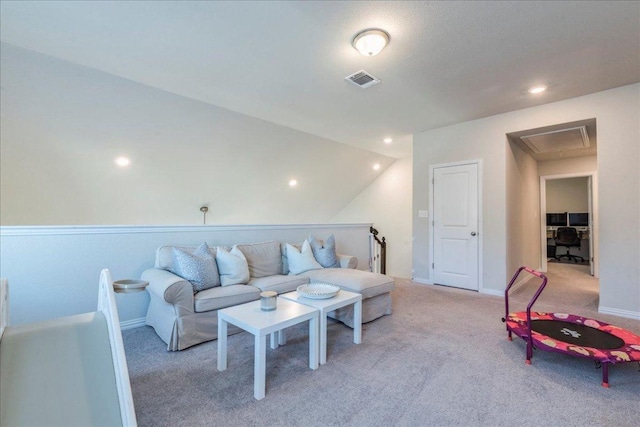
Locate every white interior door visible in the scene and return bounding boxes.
[433,163,479,290]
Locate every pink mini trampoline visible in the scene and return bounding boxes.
[503,267,640,387]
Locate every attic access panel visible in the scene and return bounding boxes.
[520,126,590,154]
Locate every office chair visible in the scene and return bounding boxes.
[554,227,584,263]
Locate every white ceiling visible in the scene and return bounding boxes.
[1,1,639,158]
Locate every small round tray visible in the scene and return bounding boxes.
[297,283,340,299]
[113,279,149,294]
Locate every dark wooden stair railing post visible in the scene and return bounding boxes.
[369,226,387,275]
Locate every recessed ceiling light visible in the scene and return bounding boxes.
[352,29,390,56]
[528,86,547,94]
[114,156,131,167]
[373,163,381,170]
[383,138,393,144]
[289,179,298,187]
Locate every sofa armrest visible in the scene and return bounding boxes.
[141,268,194,308]
[337,254,357,269]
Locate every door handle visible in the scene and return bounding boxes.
[471,232,477,236]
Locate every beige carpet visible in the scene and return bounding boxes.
[123,264,639,426]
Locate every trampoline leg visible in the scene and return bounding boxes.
[525,340,532,365]
[602,363,609,388]
[508,331,512,341]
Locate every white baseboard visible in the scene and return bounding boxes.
[479,288,503,297]
[414,278,503,296]
[412,277,433,285]
[481,269,542,297]
[120,317,146,330]
[598,306,640,320]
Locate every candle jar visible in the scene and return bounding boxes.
[260,291,277,311]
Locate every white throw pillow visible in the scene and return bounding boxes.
[286,240,323,275]
[215,246,250,286]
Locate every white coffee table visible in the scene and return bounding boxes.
[280,289,362,365]
[217,299,319,400]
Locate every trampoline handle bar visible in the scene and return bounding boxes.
[504,266,548,333]
[522,266,544,278]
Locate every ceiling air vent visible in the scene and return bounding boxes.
[345,70,380,89]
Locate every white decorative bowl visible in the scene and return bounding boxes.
[297,283,340,299]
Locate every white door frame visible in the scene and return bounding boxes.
[539,171,598,277]
[429,159,483,292]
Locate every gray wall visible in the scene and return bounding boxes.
[333,157,413,279]
[506,140,541,275]
[413,123,506,293]
[0,224,371,326]
[413,84,639,318]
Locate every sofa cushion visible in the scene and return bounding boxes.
[215,246,250,286]
[236,241,282,278]
[170,243,220,292]
[247,275,310,294]
[301,268,395,299]
[156,244,217,271]
[194,284,261,313]
[308,234,340,268]
[287,240,323,275]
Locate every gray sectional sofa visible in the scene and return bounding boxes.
[142,240,395,350]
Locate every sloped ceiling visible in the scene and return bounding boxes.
[1,1,639,158]
[0,44,397,226]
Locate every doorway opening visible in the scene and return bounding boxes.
[540,172,597,278]
[506,118,598,294]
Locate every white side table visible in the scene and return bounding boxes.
[217,299,319,400]
[280,289,362,365]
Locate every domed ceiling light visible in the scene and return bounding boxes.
[352,29,390,56]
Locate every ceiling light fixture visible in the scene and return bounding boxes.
[528,85,547,94]
[114,156,131,167]
[289,179,298,187]
[352,29,390,57]
[383,138,393,144]
[373,163,381,170]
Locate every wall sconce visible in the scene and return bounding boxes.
[200,206,209,225]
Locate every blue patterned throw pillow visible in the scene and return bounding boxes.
[171,242,220,293]
[308,234,340,268]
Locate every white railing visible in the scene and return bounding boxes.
[98,269,138,427]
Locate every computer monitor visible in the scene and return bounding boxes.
[546,213,567,227]
[569,212,589,227]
